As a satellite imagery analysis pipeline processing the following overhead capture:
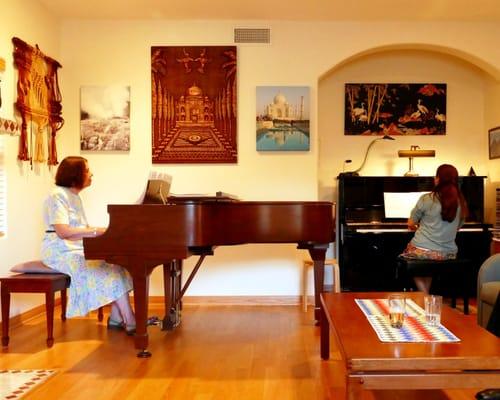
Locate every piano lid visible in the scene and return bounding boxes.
[168,191,239,203]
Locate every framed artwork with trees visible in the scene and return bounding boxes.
[345,83,446,136]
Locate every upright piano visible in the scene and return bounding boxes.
[83,195,335,357]
[338,175,491,292]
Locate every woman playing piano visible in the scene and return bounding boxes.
[400,164,468,294]
[41,156,136,333]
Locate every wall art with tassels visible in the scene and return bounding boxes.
[12,37,64,166]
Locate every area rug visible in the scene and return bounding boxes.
[0,370,56,399]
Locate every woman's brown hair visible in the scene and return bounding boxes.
[55,156,88,189]
[432,164,468,222]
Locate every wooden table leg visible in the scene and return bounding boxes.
[320,300,330,360]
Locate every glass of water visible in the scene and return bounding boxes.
[424,295,442,326]
[388,294,406,328]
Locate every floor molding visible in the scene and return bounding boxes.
[180,295,301,306]
[4,296,303,327]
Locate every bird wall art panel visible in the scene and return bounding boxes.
[345,83,446,136]
[151,46,237,163]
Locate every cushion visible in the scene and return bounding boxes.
[10,260,57,274]
[480,281,500,305]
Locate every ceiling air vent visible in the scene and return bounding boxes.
[234,28,270,44]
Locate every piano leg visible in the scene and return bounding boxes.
[307,246,328,325]
[131,272,152,358]
[162,260,181,331]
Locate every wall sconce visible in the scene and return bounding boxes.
[398,145,435,176]
[342,135,395,176]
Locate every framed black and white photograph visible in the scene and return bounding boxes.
[80,85,130,151]
[489,126,500,159]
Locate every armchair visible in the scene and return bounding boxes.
[477,254,500,328]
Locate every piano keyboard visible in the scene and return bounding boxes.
[355,227,484,233]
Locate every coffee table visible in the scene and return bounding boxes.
[320,292,500,399]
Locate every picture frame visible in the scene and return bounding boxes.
[80,85,130,151]
[256,86,310,151]
[151,46,237,163]
[488,126,500,159]
[345,83,446,136]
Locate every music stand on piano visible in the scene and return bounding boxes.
[142,179,171,205]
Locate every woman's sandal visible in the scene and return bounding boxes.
[107,317,125,331]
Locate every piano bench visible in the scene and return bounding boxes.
[303,258,340,312]
[0,273,104,348]
[396,257,473,314]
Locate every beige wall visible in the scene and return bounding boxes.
[0,0,60,315]
[2,14,500,315]
[319,49,493,208]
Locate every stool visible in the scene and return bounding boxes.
[397,257,472,314]
[0,273,105,348]
[1,273,70,347]
[302,258,340,312]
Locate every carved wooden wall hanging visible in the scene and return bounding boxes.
[12,37,64,166]
[151,46,237,163]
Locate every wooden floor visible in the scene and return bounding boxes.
[1,304,481,399]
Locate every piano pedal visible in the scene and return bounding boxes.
[147,316,161,326]
[161,308,181,331]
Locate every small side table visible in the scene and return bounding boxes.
[302,258,340,312]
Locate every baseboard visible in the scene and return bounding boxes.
[181,295,301,306]
[148,295,301,306]
[7,303,50,330]
[3,296,303,328]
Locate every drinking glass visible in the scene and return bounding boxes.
[388,294,406,328]
[424,295,442,326]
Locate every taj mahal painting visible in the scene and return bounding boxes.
[151,46,237,163]
[256,86,310,151]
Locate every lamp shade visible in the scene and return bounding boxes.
[398,145,435,176]
[398,149,435,158]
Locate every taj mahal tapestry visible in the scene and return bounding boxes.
[151,46,237,163]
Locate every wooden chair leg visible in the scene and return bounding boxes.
[332,262,341,293]
[1,286,10,347]
[45,291,55,348]
[61,288,67,321]
[97,306,104,322]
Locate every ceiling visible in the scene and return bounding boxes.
[37,0,500,21]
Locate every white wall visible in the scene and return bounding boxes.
[2,15,500,315]
[319,49,491,200]
[0,0,60,314]
[57,20,500,297]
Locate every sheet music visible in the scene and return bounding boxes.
[383,192,429,219]
[136,172,172,204]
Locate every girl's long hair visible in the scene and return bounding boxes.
[432,164,468,222]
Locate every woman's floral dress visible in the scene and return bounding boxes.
[41,186,132,317]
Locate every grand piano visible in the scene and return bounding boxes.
[338,175,491,292]
[83,194,335,357]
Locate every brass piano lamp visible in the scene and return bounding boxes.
[398,145,435,177]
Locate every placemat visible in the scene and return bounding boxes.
[355,298,460,343]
